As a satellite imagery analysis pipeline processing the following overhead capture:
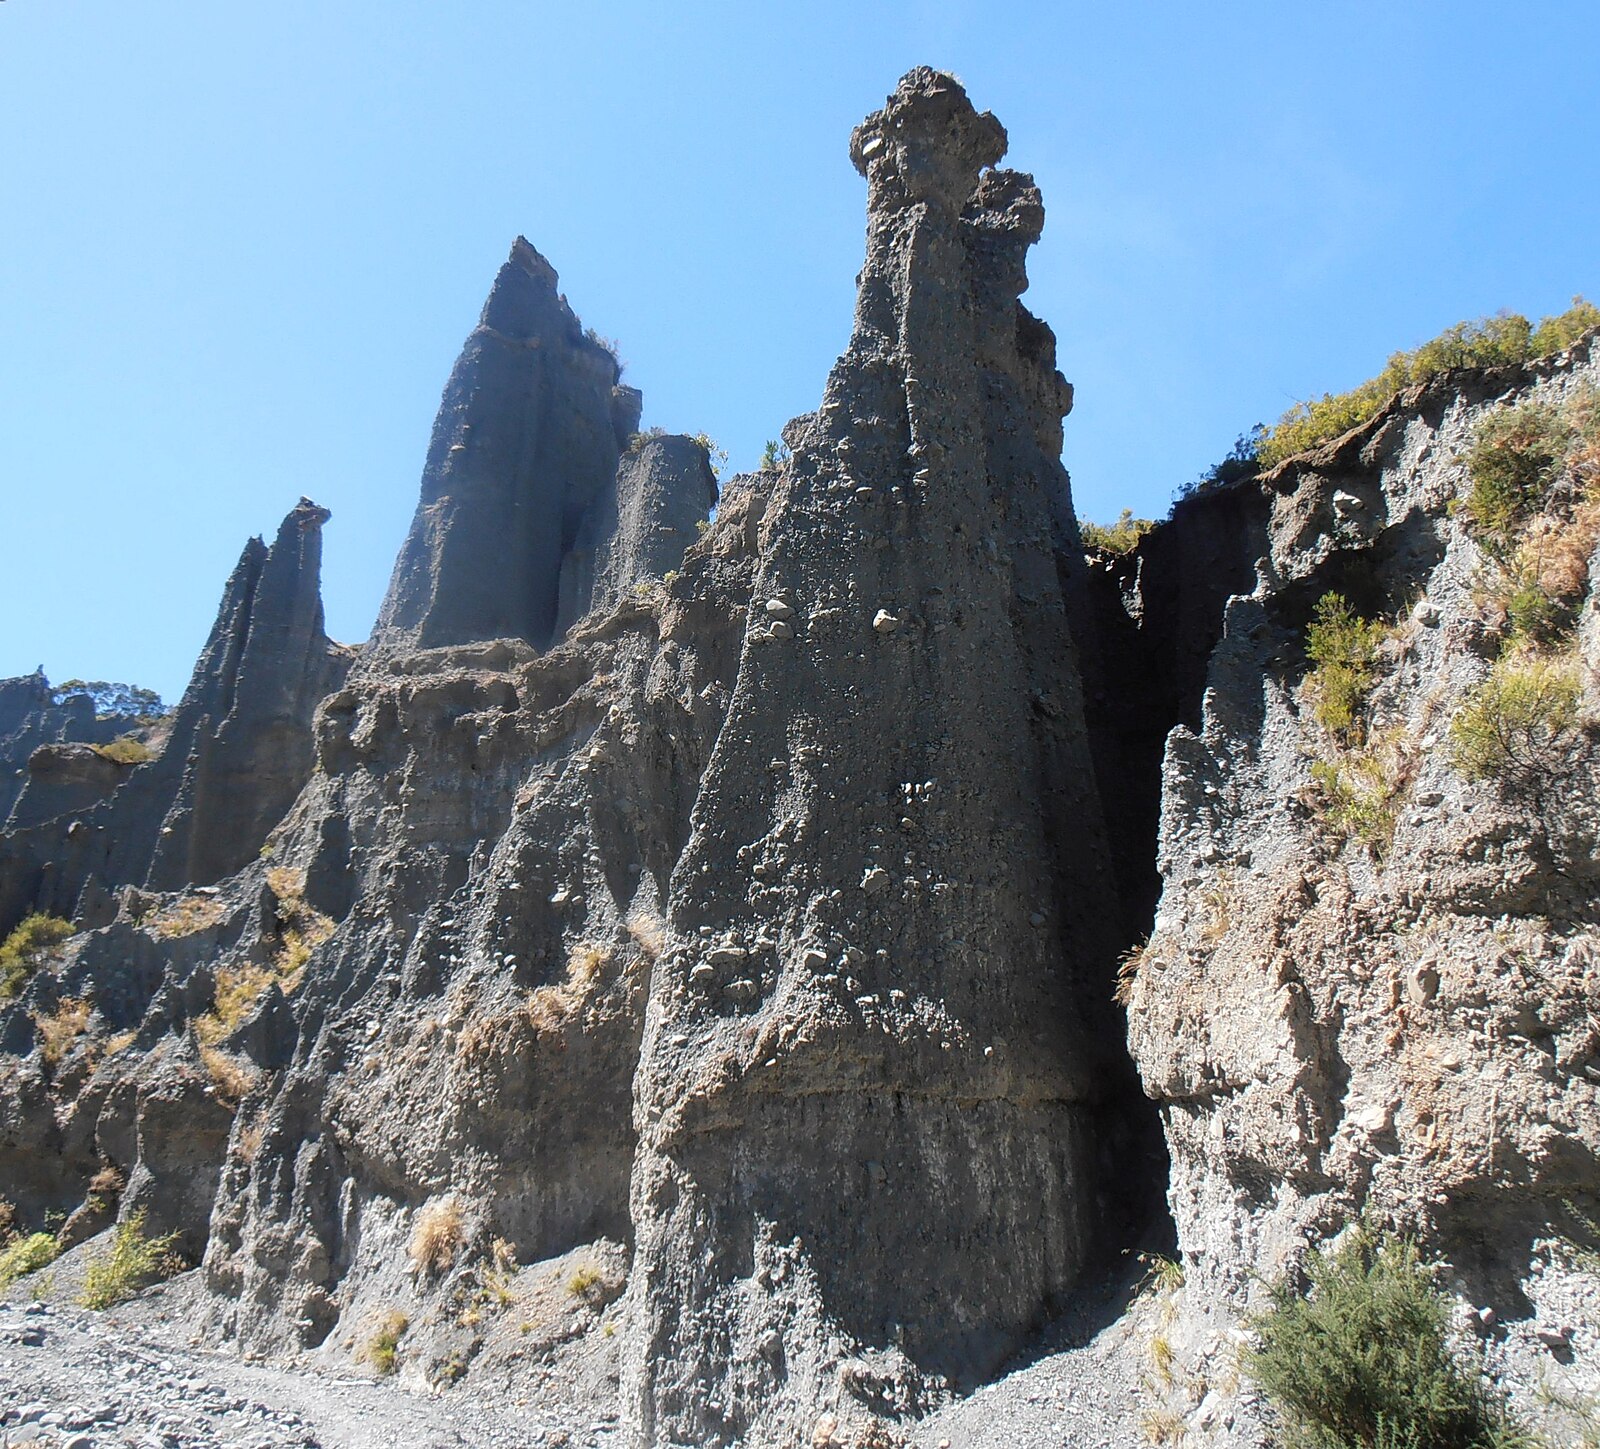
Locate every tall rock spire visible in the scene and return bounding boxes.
[0,499,348,927]
[623,69,1127,1446]
[145,497,349,888]
[373,238,644,652]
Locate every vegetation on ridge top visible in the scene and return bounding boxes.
[1256,298,1600,468]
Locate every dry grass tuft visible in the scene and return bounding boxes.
[566,1262,604,1302]
[1199,871,1235,947]
[151,895,227,939]
[235,1116,265,1162]
[1141,1406,1189,1445]
[104,1030,137,1057]
[1114,938,1152,1007]
[88,1164,124,1200]
[625,908,667,961]
[265,865,304,900]
[36,997,92,1066]
[363,1308,409,1374]
[200,1044,258,1106]
[196,962,274,1046]
[524,942,610,1035]
[410,1197,464,1276]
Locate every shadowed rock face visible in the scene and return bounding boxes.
[622,67,1130,1447]
[556,435,720,633]
[373,238,646,653]
[0,671,126,823]
[0,498,349,930]
[145,496,352,889]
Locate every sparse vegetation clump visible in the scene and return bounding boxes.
[79,1210,183,1309]
[1245,1225,1531,1449]
[1304,594,1388,745]
[1462,401,1574,550]
[92,733,154,766]
[689,432,728,480]
[199,1044,258,1105]
[566,1262,604,1302]
[364,1309,409,1374]
[0,1230,61,1288]
[197,962,273,1045]
[151,895,228,939]
[1080,508,1156,555]
[0,913,75,998]
[410,1197,464,1276]
[1256,299,1600,467]
[36,997,93,1066]
[192,871,332,1052]
[523,941,609,1035]
[1309,730,1414,854]
[1458,387,1600,657]
[1449,655,1583,787]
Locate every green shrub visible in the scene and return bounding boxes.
[1257,300,1600,467]
[1080,508,1156,555]
[1462,402,1571,547]
[364,1309,409,1374]
[0,1231,60,1288]
[1449,656,1582,785]
[0,914,75,999]
[1531,296,1600,356]
[1310,753,1401,852]
[1246,1226,1532,1449]
[1305,594,1387,743]
[689,432,728,480]
[760,439,790,472]
[79,1211,182,1309]
[1501,574,1572,650]
[92,734,153,766]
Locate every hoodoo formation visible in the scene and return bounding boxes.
[2,68,1597,1449]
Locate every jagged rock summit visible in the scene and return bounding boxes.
[374,237,650,653]
[3,65,1599,1449]
[624,65,1135,1446]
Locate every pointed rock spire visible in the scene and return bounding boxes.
[373,238,644,652]
[145,497,348,888]
[0,499,348,929]
[623,69,1125,1445]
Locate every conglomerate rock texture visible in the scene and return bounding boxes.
[2,65,1598,1449]
[1120,341,1600,1438]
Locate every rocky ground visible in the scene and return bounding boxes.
[0,1254,1274,1449]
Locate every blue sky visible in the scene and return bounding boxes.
[3,1,1597,703]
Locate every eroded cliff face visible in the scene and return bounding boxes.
[372,237,648,654]
[622,68,1138,1448]
[1123,343,1600,1435]
[2,63,1597,1449]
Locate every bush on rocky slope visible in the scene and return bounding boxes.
[79,1211,183,1309]
[0,913,74,998]
[1448,655,1583,787]
[1246,1226,1534,1449]
[0,1230,60,1288]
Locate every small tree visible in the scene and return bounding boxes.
[54,680,168,721]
